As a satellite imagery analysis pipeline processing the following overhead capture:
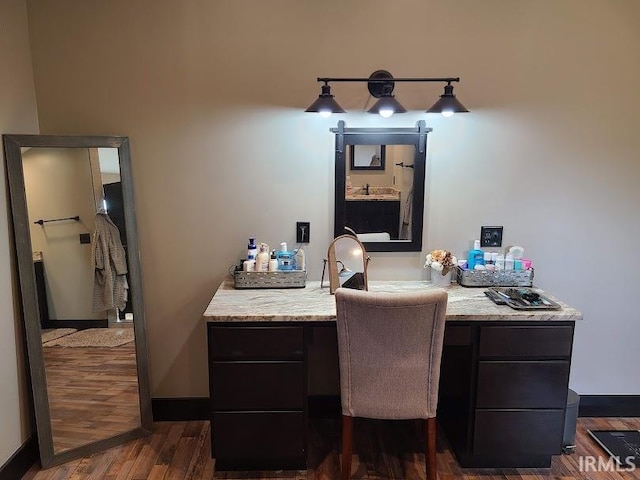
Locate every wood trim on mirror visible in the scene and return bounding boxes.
[2,134,152,468]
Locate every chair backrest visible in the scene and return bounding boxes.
[335,287,448,420]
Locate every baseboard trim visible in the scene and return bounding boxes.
[0,436,38,480]
[42,319,108,330]
[578,395,640,417]
[152,397,210,421]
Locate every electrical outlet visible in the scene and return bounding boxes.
[296,222,310,243]
[481,226,503,247]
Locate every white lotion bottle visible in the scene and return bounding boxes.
[268,250,278,272]
[255,243,270,272]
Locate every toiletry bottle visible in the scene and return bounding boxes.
[255,243,269,272]
[504,253,514,270]
[243,258,255,272]
[268,250,278,272]
[467,240,484,270]
[277,242,294,270]
[294,246,306,271]
[484,252,496,271]
[247,237,257,261]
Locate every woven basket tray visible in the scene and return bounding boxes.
[233,269,306,289]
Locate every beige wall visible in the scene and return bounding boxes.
[25,0,640,398]
[0,0,39,466]
[24,148,100,321]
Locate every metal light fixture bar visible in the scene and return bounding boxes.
[306,71,468,118]
[317,76,460,83]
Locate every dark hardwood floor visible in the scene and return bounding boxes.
[43,343,140,454]
[22,416,640,479]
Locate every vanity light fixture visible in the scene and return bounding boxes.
[304,83,346,118]
[305,70,469,118]
[426,82,469,117]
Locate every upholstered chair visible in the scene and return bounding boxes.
[335,287,448,480]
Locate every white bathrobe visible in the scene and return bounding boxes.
[91,212,128,312]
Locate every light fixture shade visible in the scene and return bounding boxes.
[305,84,346,114]
[367,95,407,116]
[427,84,469,114]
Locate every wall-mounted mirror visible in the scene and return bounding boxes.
[327,234,369,294]
[2,135,152,468]
[349,144,386,171]
[333,121,431,252]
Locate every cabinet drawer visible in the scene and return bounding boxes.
[212,411,306,470]
[212,361,304,410]
[479,326,573,358]
[474,409,564,455]
[209,326,303,360]
[476,361,570,409]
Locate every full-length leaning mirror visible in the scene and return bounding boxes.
[333,121,431,252]
[3,135,152,468]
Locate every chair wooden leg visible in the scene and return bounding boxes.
[342,415,353,480]
[425,417,437,480]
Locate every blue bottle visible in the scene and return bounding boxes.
[467,240,485,270]
[276,242,294,270]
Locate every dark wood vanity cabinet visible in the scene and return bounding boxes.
[207,319,575,470]
[438,322,575,468]
[345,200,400,239]
[207,324,307,471]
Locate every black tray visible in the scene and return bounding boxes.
[486,287,561,310]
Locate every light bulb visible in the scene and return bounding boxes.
[441,110,454,118]
[319,110,332,118]
[379,108,394,118]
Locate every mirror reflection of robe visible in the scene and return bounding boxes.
[91,212,128,312]
[400,188,413,240]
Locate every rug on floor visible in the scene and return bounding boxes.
[43,328,134,347]
[41,328,77,344]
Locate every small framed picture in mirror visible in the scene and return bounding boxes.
[349,145,386,171]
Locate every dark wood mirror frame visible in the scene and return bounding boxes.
[333,121,431,252]
[349,144,386,171]
[2,134,152,468]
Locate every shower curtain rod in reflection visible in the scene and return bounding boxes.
[34,215,80,226]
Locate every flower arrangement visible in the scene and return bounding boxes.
[424,249,458,276]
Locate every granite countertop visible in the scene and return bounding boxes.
[203,280,583,323]
[345,194,400,201]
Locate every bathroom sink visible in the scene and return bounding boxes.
[346,186,400,200]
